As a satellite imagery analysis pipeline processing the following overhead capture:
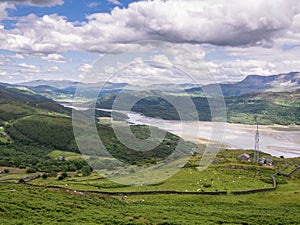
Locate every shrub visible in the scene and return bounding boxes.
[203,183,212,188]
[68,164,77,172]
[42,173,48,179]
[48,172,57,177]
[26,167,36,173]
[81,166,91,176]
[18,178,25,183]
[3,169,9,174]
[61,172,68,178]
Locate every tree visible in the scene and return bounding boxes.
[81,166,91,176]
[68,163,77,172]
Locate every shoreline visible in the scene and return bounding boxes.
[68,106,300,158]
[125,111,300,158]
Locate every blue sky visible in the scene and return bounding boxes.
[0,0,300,84]
[4,0,133,24]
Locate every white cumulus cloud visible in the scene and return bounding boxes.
[79,64,93,72]
[42,53,69,63]
[1,0,300,83]
[18,63,40,73]
[0,0,299,55]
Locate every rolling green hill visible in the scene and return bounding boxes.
[7,113,195,165]
[226,90,300,125]
[0,84,193,172]
[0,86,86,172]
[1,148,300,225]
[0,85,71,122]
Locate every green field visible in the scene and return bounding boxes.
[0,126,12,144]
[0,150,299,225]
[29,165,273,193]
[26,150,296,193]
[48,150,83,161]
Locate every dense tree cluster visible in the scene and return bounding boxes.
[0,144,88,173]
[7,115,78,152]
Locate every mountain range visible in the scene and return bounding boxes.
[1,71,299,125]
[16,80,81,89]
[187,71,300,97]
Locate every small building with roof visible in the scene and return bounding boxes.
[238,153,251,161]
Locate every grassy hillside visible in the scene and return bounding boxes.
[0,182,298,225]
[0,85,87,172]
[0,149,299,225]
[5,111,193,165]
[97,124,196,165]
[226,90,300,125]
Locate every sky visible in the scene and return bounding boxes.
[0,0,300,84]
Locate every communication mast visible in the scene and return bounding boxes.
[253,123,260,163]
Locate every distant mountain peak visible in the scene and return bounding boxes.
[235,72,300,95]
[187,72,300,97]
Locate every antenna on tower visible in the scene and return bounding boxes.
[253,117,259,163]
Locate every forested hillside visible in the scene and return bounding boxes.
[0,85,191,173]
[97,89,300,125]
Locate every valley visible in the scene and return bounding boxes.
[0,72,299,225]
[2,1,300,224]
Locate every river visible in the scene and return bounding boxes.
[69,104,300,158]
[125,112,300,158]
